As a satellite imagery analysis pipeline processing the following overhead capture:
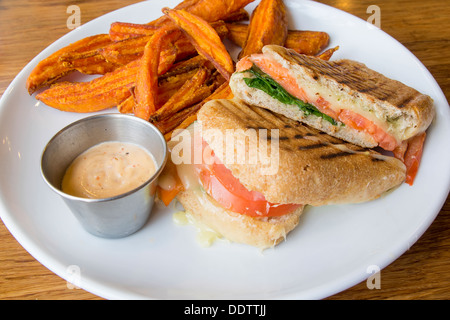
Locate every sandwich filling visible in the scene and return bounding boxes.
[235,53,427,185]
[197,139,302,217]
[236,54,400,151]
[158,123,302,216]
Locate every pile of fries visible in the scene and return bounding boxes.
[27,0,337,141]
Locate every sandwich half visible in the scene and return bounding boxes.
[230,45,435,184]
[158,98,406,249]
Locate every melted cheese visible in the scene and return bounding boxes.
[299,79,404,143]
[166,124,224,247]
[167,122,203,191]
[246,54,406,145]
[172,210,223,247]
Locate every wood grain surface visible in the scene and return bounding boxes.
[0,0,449,300]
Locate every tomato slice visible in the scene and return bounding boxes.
[403,132,426,186]
[239,54,400,152]
[249,54,310,102]
[238,54,427,187]
[315,96,340,119]
[198,140,302,217]
[236,56,254,72]
[338,109,398,151]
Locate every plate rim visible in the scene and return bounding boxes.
[1,0,449,300]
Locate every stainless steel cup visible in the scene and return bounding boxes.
[41,113,168,238]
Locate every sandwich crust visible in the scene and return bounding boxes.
[197,98,406,206]
[230,70,379,148]
[230,45,435,147]
[176,188,304,249]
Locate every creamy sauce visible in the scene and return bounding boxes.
[62,141,156,199]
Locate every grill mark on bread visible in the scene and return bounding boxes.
[298,143,326,150]
[229,45,434,150]
[197,98,407,205]
[211,99,392,164]
[246,125,267,130]
[397,95,414,109]
[275,46,424,108]
[320,151,355,159]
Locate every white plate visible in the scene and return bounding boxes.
[1,0,449,300]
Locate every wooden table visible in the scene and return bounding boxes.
[0,0,449,300]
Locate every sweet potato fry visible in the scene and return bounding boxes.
[59,51,119,75]
[111,19,234,42]
[147,0,253,31]
[109,0,250,41]
[99,36,157,65]
[159,66,201,90]
[284,30,330,56]
[183,0,254,23]
[157,69,226,127]
[150,66,213,123]
[163,8,234,81]
[110,7,246,42]
[159,73,201,108]
[209,81,234,100]
[163,80,234,141]
[117,95,134,114]
[222,8,249,23]
[102,34,188,67]
[239,0,288,59]
[134,28,174,121]
[172,0,202,11]
[157,159,185,205]
[160,55,207,80]
[37,39,204,113]
[36,59,140,112]
[193,80,235,108]
[316,46,339,61]
[102,21,228,66]
[142,0,203,30]
[163,113,199,141]
[225,23,248,48]
[109,22,159,41]
[227,23,330,56]
[26,34,113,94]
[119,66,201,114]
[156,102,203,135]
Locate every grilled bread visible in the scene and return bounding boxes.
[176,188,304,249]
[171,98,406,249]
[230,45,435,151]
[197,98,406,206]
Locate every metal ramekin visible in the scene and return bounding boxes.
[41,113,168,238]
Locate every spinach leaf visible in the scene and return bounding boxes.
[243,65,338,126]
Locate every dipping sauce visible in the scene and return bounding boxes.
[62,141,156,199]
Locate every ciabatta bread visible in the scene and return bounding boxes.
[230,45,435,150]
[176,188,304,250]
[198,98,406,206]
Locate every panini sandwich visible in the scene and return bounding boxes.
[159,99,406,249]
[230,45,435,185]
